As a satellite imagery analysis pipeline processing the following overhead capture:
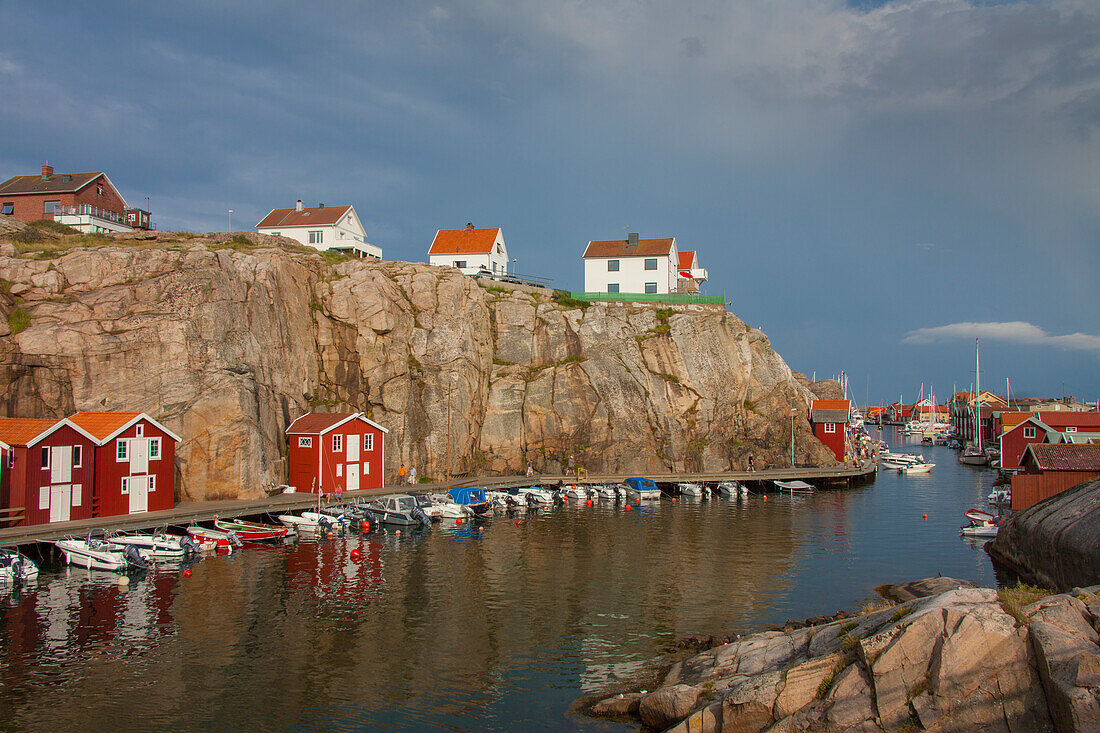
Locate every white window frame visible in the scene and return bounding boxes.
[1066,427,1078,433]
[121,477,130,495]
[117,439,128,461]
[73,445,82,468]
[332,434,342,452]
[1023,426,1036,438]
[309,230,323,244]
[364,434,373,452]
[299,436,313,448]
[454,260,467,269]
[149,475,156,493]
[149,437,161,459]
[72,483,82,506]
[135,424,144,437]
[336,464,343,477]
[41,446,50,470]
[824,423,836,434]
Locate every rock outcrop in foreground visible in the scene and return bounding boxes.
[586,579,1100,732]
[989,480,1100,593]
[0,222,836,500]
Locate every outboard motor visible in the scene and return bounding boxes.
[227,530,243,549]
[412,506,431,528]
[180,535,202,555]
[123,544,151,570]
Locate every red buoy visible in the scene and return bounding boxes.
[672,497,677,503]
[456,518,463,526]
[183,569,192,578]
[515,519,520,526]
[361,520,371,533]
[922,513,928,520]
[350,548,361,561]
[586,499,593,507]
[625,504,632,511]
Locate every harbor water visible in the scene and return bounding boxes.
[0,428,1010,731]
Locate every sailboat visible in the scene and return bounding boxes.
[960,338,989,466]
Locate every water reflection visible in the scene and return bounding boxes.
[0,427,1003,731]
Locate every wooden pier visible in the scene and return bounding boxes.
[0,462,876,547]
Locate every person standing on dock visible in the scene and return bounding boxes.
[526,460,534,477]
[747,454,755,471]
[567,454,575,475]
[408,466,417,485]
[398,464,407,484]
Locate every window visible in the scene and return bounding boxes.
[1,203,12,215]
[149,475,156,493]
[136,424,144,437]
[72,483,81,506]
[117,440,128,461]
[1066,427,1078,433]
[496,244,503,254]
[454,260,467,269]
[1023,427,1036,439]
[73,445,82,468]
[299,436,313,448]
[43,200,60,215]
[308,231,323,244]
[608,260,620,272]
[96,183,104,196]
[149,438,161,459]
[645,282,658,294]
[271,231,280,237]
[644,258,658,270]
[824,423,836,434]
[608,283,619,293]
[41,447,49,470]
[332,434,343,452]
[364,434,373,451]
[121,477,129,495]
[336,464,343,477]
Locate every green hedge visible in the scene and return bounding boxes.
[568,292,724,305]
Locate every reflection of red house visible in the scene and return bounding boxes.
[68,412,180,517]
[810,400,850,462]
[286,412,387,493]
[0,418,97,526]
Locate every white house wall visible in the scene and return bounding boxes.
[428,230,510,277]
[583,251,678,294]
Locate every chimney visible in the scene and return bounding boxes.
[41,163,54,179]
[295,200,304,212]
[627,232,639,247]
[466,222,475,230]
[318,203,324,209]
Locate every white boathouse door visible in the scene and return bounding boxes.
[346,463,360,491]
[130,438,149,474]
[49,485,71,522]
[48,446,73,522]
[345,434,360,490]
[128,476,150,514]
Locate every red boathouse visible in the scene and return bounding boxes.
[286,412,387,493]
[0,418,97,526]
[809,400,851,462]
[68,412,180,517]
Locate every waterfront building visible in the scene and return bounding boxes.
[256,201,380,259]
[809,399,851,462]
[999,412,1100,470]
[68,412,180,517]
[1011,443,1100,510]
[674,250,708,293]
[0,163,151,233]
[286,412,388,493]
[582,233,680,295]
[428,224,510,277]
[0,417,97,526]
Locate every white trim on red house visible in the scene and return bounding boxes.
[23,418,99,448]
[286,411,391,436]
[89,413,183,445]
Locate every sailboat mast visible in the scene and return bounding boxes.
[975,338,982,452]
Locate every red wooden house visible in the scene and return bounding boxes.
[0,418,97,526]
[1011,444,1100,510]
[999,412,1100,471]
[286,412,388,493]
[809,400,850,462]
[68,412,180,517]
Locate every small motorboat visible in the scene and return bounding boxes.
[677,482,707,497]
[879,452,925,470]
[563,485,590,500]
[961,509,1000,537]
[960,447,989,466]
[448,487,493,516]
[623,477,661,501]
[717,481,747,498]
[364,494,432,527]
[987,488,1011,504]
[898,462,935,474]
[515,486,555,505]
[590,484,619,501]
[186,525,242,553]
[55,536,149,572]
[0,548,39,584]
[412,493,470,521]
[774,480,815,493]
[213,519,290,542]
[109,532,199,560]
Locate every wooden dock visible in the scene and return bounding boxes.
[0,462,876,547]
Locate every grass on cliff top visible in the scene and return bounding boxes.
[998,581,1048,626]
[552,289,590,310]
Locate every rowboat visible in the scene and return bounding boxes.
[213,519,289,542]
[774,480,815,493]
[55,537,150,571]
[186,525,242,553]
[960,509,999,537]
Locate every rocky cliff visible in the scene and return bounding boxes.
[0,220,836,501]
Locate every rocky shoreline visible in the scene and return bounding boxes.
[581,577,1100,732]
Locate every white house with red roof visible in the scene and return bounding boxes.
[256,200,381,259]
[286,412,388,493]
[583,233,681,294]
[675,250,708,293]
[428,224,510,277]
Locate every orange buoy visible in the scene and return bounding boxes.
[763,495,768,502]
[625,504,632,511]
[395,530,401,535]
[515,519,520,526]
[361,520,371,533]
[350,548,361,561]
[922,513,928,520]
[672,497,677,503]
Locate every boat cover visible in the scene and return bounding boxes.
[448,487,487,504]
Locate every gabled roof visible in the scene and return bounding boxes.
[677,251,697,269]
[810,399,851,423]
[0,171,104,196]
[68,411,182,444]
[428,228,501,256]
[256,205,352,229]
[0,418,60,446]
[286,412,389,436]
[1022,443,1100,471]
[1034,412,1100,431]
[583,237,674,259]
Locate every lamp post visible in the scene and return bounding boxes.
[228,209,233,233]
[512,258,517,276]
[790,408,798,468]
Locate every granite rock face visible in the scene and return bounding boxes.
[989,479,1100,591]
[0,228,836,500]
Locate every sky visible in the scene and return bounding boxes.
[1,0,1098,406]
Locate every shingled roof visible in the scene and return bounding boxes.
[583,237,674,259]
[1023,443,1100,471]
[256,205,351,229]
[429,227,502,255]
[810,399,851,424]
[0,171,105,196]
[286,412,389,435]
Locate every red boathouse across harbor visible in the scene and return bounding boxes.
[286,412,388,494]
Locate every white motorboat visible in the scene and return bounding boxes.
[516,486,555,505]
[277,513,325,533]
[0,548,38,584]
[415,493,471,520]
[364,494,432,527]
[677,482,707,497]
[563,485,590,500]
[590,484,619,501]
[774,480,815,493]
[898,462,935,474]
[987,488,1011,504]
[55,537,149,572]
[961,509,999,537]
[717,481,747,498]
[879,452,925,470]
[109,532,198,560]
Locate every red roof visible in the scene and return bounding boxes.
[677,251,696,269]
[429,228,501,256]
[583,238,674,258]
[0,418,62,446]
[811,400,851,411]
[1024,443,1100,471]
[1034,412,1100,430]
[68,412,142,441]
[256,205,351,229]
[287,413,359,435]
[0,171,104,196]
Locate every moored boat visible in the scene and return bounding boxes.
[55,536,149,571]
[109,531,198,560]
[213,519,290,542]
[448,487,493,516]
[960,509,999,537]
[364,494,432,527]
[676,482,707,497]
[0,548,38,584]
[186,525,242,553]
[623,477,660,501]
[774,480,815,493]
[898,462,935,474]
[717,481,747,498]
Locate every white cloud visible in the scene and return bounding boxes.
[902,321,1100,354]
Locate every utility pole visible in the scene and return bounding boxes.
[790,408,797,467]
